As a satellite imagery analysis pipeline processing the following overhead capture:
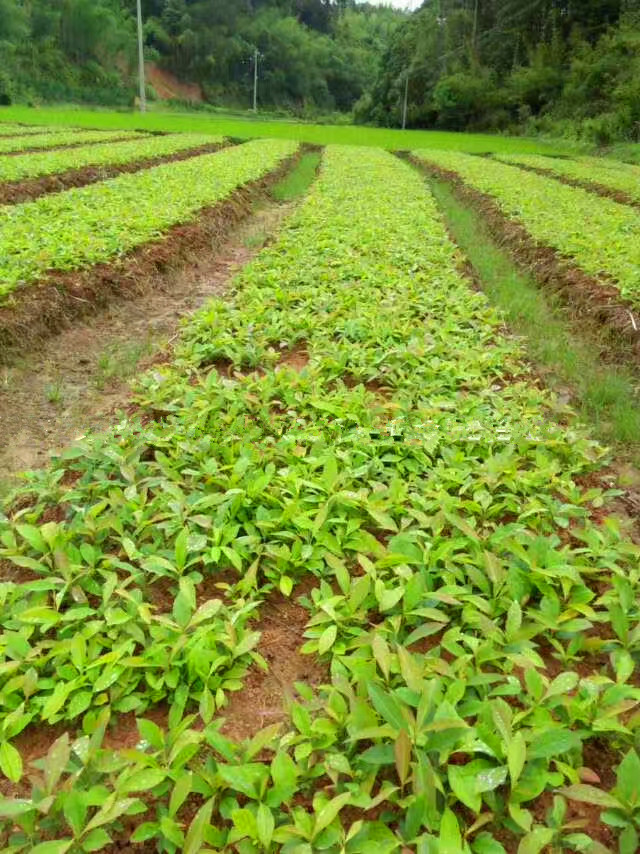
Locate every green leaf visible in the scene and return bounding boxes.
[0,741,22,783]
[439,808,462,854]
[558,785,622,809]
[527,728,580,760]
[620,823,639,854]
[372,633,391,680]
[318,624,338,655]
[313,791,351,836]
[615,749,640,806]
[120,768,166,794]
[394,728,411,786]
[44,734,70,794]
[508,731,526,787]
[82,829,112,852]
[31,842,73,854]
[516,827,554,854]
[169,772,192,817]
[231,808,257,840]
[367,683,407,732]
[183,798,214,854]
[257,803,275,849]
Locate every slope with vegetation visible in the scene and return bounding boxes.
[360,0,640,145]
[0,0,402,114]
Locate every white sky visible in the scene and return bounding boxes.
[373,0,423,9]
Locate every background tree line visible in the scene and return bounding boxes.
[0,0,639,143]
[359,0,640,143]
[0,0,402,113]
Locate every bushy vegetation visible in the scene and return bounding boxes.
[0,138,296,299]
[2,144,640,852]
[359,0,640,144]
[0,0,401,114]
[414,148,640,304]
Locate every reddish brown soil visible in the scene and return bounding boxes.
[0,151,300,362]
[146,63,203,102]
[0,141,227,205]
[219,578,328,742]
[277,345,310,372]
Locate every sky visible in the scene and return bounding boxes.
[371,1,423,9]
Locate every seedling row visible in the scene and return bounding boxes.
[495,152,640,204]
[0,138,297,300]
[414,148,640,309]
[0,129,142,155]
[0,145,638,853]
[0,133,225,187]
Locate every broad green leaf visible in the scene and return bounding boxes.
[367,683,407,732]
[183,798,214,854]
[318,624,338,655]
[508,731,526,787]
[257,803,275,849]
[559,785,622,809]
[516,827,554,854]
[313,791,351,836]
[439,808,462,854]
[0,741,22,783]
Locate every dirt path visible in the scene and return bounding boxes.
[0,201,293,493]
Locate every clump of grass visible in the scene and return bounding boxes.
[271,151,321,202]
[430,176,640,455]
[95,336,153,390]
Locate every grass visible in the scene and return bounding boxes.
[270,150,321,201]
[429,176,640,453]
[0,104,579,155]
[94,337,154,391]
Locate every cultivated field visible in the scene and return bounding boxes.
[0,120,639,854]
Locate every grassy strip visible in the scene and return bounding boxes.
[413,148,640,308]
[496,151,640,204]
[0,138,298,300]
[429,176,640,451]
[0,105,579,155]
[0,146,638,852]
[0,129,140,154]
[270,150,321,202]
[0,132,224,184]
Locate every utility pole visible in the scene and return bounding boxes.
[136,0,146,113]
[252,48,259,112]
[402,73,409,130]
[472,0,479,59]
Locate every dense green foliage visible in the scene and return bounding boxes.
[359,0,640,143]
[0,105,579,155]
[495,151,640,202]
[0,138,296,298]
[0,130,223,184]
[0,128,139,155]
[0,0,401,113]
[415,148,640,305]
[1,145,639,852]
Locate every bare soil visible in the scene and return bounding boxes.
[220,577,328,742]
[0,141,227,205]
[0,199,295,491]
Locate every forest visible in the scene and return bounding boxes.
[0,0,639,142]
